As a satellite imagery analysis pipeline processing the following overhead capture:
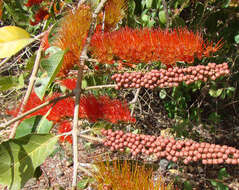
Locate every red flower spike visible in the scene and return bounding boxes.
[30,8,49,26]
[8,91,135,124]
[25,0,45,7]
[91,27,222,67]
[80,94,103,122]
[41,31,50,51]
[46,94,75,122]
[58,121,72,144]
[59,78,77,90]
[203,39,224,57]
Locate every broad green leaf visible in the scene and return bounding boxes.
[218,168,229,180]
[15,116,53,138]
[0,76,18,91]
[0,134,58,190]
[82,79,88,89]
[15,116,41,139]
[158,10,166,24]
[209,88,223,98]
[36,111,53,134]
[16,74,24,89]
[0,26,34,58]
[77,178,89,189]
[183,181,192,190]
[172,16,185,27]
[146,0,153,8]
[34,49,66,99]
[159,89,167,99]
[142,13,149,22]
[0,75,25,91]
[234,33,239,44]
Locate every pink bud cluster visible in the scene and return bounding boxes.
[101,129,239,165]
[111,63,229,89]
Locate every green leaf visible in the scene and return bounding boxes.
[36,113,53,134]
[146,0,153,8]
[210,180,229,190]
[82,79,87,89]
[142,13,149,22]
[34,48,66,99]
[172,16,185,27]
[235,34,239,44]
[159,89,167,99]
[0,76,18,91]
[77,178,89,189]
[183,181,192,190]
[17,74,25,89]
[218,168,229,180]
[158,10,166,24]
[0,134,58,190]
[209,88,223,98]
[15,116,41,139]
[15,116,53,139]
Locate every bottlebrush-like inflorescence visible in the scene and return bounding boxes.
[101,129,239,165]
[25,0,45,7]
[104,0,127,30]
[91,27,223,66]
[53,5,92,75]
[58,120,72,144]
[80,94,136,123]
[111,62,229,89]
[30,8,49,25]
[59,78,77,90]
[8,92,135,124]
[93,159,174,190]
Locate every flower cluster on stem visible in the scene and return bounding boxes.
[91,27,223,67]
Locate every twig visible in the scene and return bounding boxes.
[0,93,74,129]
[9,46,43,139]
[130,88,141,116]
[84,84,116,90]
[162,0,170,28]
[79,134,104,143]
[0,57,11,68]
[71,1,108,189]
[72,67,83,190]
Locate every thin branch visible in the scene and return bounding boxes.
[9,46,43,139]
[84,84,116,90]
[79,134,104,143]
[72,67,83,190]
[71,1,108,189]
[0,93,74,129]
[0,57,11,68]
[130,88,141,117]
[162,0,170,28]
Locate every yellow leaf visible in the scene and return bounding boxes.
[169,169,180,175]
[160,128,175,138]
[0,26,34,58]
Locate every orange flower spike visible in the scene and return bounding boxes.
[203,39,224,57]
[53,5,92,75]
[104,0,127,30]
